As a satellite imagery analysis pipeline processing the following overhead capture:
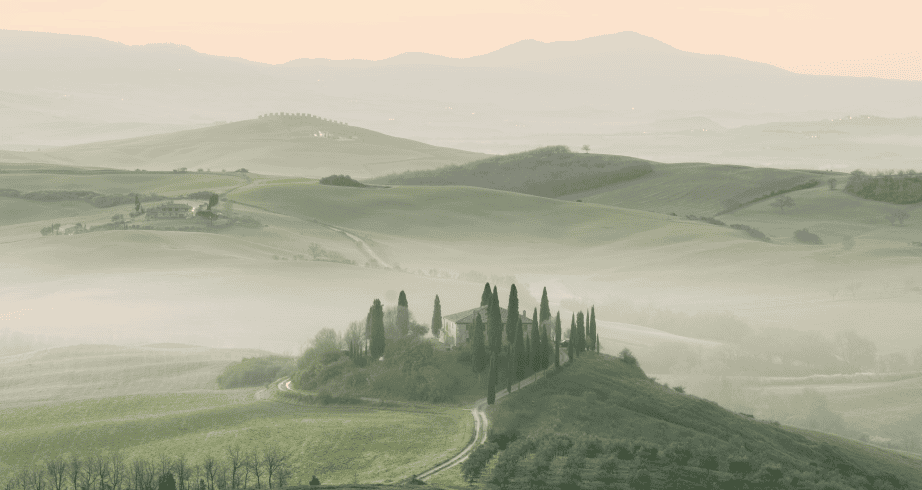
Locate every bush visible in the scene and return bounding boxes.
[794,228,823,244]
[729,223,771,242]
[619,348,638,366]
[461,442,499,483]
[319,174,367,187]
[217,356,296,388]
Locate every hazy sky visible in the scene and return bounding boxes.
[2,0,920,80]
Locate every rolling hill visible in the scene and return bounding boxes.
[3,114,486,178]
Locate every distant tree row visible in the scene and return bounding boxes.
[845,169,922,204]
[318,175,367,188]
[0,444,313,490]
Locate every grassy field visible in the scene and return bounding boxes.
[8,116,487,178]
[0,344,474,486]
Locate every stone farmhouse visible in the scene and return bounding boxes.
[147,202,192,219]
[441,306,533,347]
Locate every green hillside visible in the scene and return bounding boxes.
[477,354,922,489]
[11,114,487,178]
[563,162,832,216]
[370,145,653,198]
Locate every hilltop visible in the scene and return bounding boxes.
[3,114,486,178]
[470,353,922,489]
[370,146,653,198]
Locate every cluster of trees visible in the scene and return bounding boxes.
[1,444,305,490]
[317,175,367,188]
[3,189,166,209]
[845,169,922,204]
[718,179,818,214]
[684,215,772,242]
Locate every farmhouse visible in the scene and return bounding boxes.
[441,306,533,347]
[147,202,192,219]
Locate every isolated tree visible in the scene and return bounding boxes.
[530,309,541,374]
[488,286,503,356]
[431,295,443,340]
[208,194,219,210]
[576,312,586,354]
[581,144,590,154]
[369,299,386,359]
[554,312,562,368]
[506,285,520,347]
[396,290,410,337]
[828,178,838,190]
[135,194,141,213]
[487,352,498,404]
[769,195,795,212]
[481,282,492,307]
[587,306,597,352]
[472,313,487,374]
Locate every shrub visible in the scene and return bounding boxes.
[794,228,823,244]
[729,223,771,242]
[619,348,638,366]
[217,356,296,388]
[461,442,499,483]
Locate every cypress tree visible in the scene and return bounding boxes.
[507,342,514,394]
[596,333,601,353]
[539,287,551,326]
[514,314,526,382]
[370,299,385,359]
[540,320,550,370]
[587,306,597,352]
[397,290,409,337]
[487,352,497,405]
[489,286,503,356]
[481,282,492,307]
[471,313,487,373]
[365,309,373,356]
[134,194,141,213]
[530,308,541,375]
[525,334,533,378]
[431,295,443,340]
[554,312,561,368]
[506,285,519,347]
[576,311,585,355]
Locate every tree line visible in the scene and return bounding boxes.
[0,444,318,490]
[845,169,922,204]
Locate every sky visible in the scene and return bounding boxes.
[1,0,920,80]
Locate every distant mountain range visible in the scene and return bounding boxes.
[2,29,922,163]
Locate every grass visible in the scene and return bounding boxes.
[0,392,473,486]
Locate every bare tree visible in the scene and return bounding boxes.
[225,446,244,490]
[261,445,289,489]
[79,460,97,490]
[31,465,47,490]
[581,144,590,154]
[67,455,82,490]
[47,457,68,490]
[109,453,125,490]
[203,457,218,490]
[173,456,191,490]
[246,450,262,490]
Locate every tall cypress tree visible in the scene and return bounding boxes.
[540,320,550,370]
[596,333,601,353]
[587,306,597,353]
[576,311,585,355]
[530,308,540,375]
[539,287,551,326]
[481,283,492,307]
[487,352,497,405]
[472,313,487,374]
[370,299,385,359]
[397,291,410,337]
[506,285,519,348]
[365,309,373,356]
[431,295,443,340]
[514,315,526,382]
[568,314,575,362]
[489,286,503,356]
[525,334,533,378]
[554,312,562,368]
[507,342,514,394]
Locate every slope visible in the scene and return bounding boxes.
[482,354,922,488]
[16,115,487,178]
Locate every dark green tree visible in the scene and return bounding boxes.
[588,306,597,352]
[370,299,385,359]
[431,295,442,340]
[396,290,410,337]
[596,333,600,353]
[568,314,575,362]
[365,310,373,356]
[539,287,551,325]
[487,353,497,404]
[472,313,487,374]
[576,311,586,355]
[488,287,503,356]
[157,473,177,490]
[540,319,551,370]
[530,308,541,374]
[481,282,492,307]
[506,285,520,347]
[134,194,141,213]
[514,315,526,382]
[507,342,514,394]
[525,333,533,378]
[208,193,219,210]
[554,312,561,368]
